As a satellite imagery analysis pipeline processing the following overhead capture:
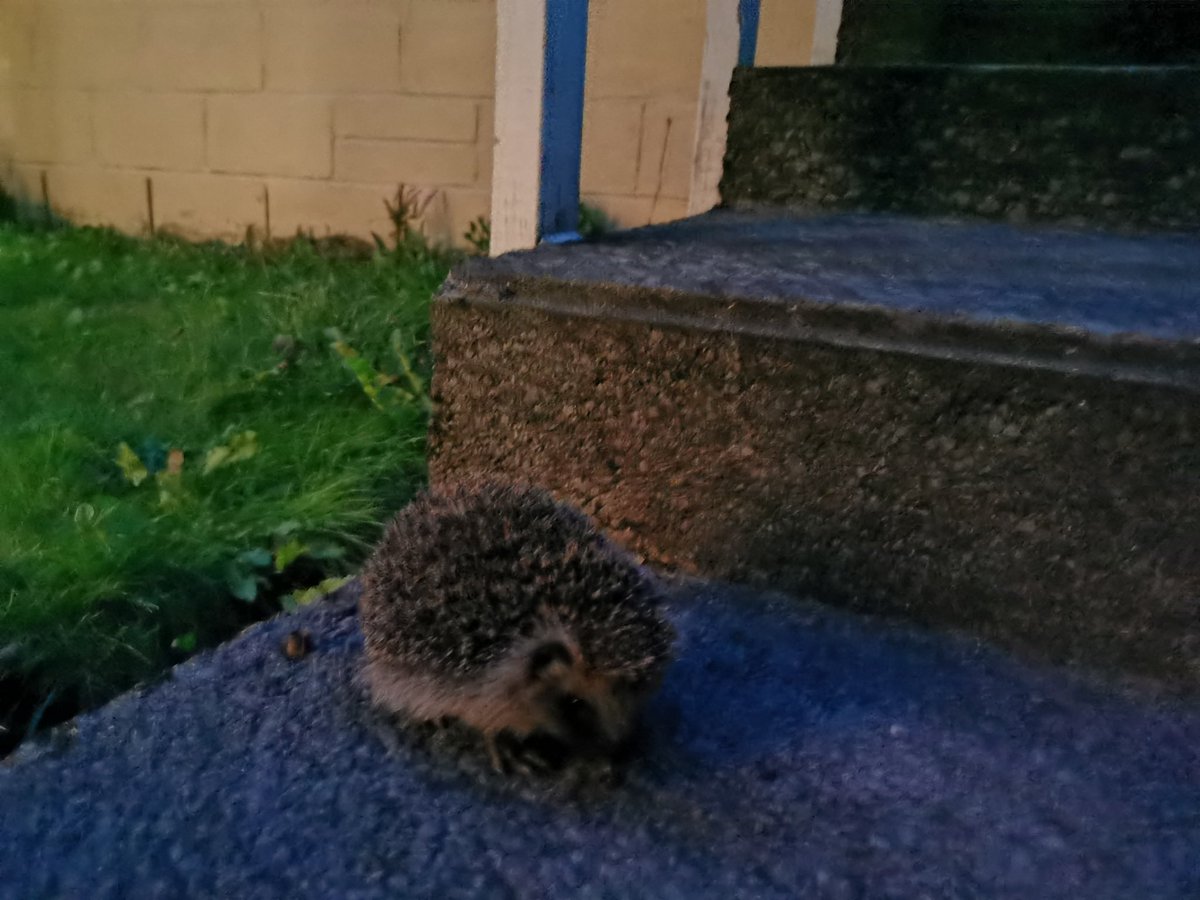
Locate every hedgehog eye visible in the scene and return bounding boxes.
[620,674,649,693]
[527,641,572,682]
[556,693,596,730]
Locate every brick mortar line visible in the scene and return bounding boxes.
[3,163,681,206]
[335,137,480,147]
[2,161,674,196]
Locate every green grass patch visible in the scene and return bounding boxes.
[0,222,452,741]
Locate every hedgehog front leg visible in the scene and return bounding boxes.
[485,732,507,774]
[486,731,557,776]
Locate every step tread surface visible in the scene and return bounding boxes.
[2,580,1197,899]
[463,212,1200,343]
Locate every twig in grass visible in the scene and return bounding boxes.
[23,689,57,743]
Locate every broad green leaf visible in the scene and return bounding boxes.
[115,442,149,486]
[155,469,185,509]
[203,430,259,474]
[171,632,197,653]
[225,430,259,463]
[274,538,308,573]
[226,570,259,602]
[288,576,352,608]
[237,548,272,568]
[203,445,231,474]
[306,541,345,561]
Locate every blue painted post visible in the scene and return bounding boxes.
[738,0,760,66]
[538,1,589,244]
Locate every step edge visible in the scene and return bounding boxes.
[438,273,1200,394]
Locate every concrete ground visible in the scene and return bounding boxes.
[1,579,1196,899]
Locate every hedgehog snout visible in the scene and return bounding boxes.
[524,640,641,756]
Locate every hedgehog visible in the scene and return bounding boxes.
[359,481,676,774]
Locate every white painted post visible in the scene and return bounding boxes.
[490,0,588,256]
[687,0,760,216]
[809,0,844,65]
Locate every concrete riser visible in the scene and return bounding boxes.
[430,300,1199,688]
[722,66,1200,232]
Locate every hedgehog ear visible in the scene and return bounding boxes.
[527,641,572,683]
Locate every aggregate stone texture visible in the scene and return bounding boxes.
[836,0,1200,66]
[720,66,1200,232]
[430,212,1199,687]
[2,580,1197,900]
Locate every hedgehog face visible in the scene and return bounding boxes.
[521,640,658,758]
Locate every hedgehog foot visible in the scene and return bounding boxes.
[486,731,561,776]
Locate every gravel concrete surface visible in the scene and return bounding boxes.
[2,579,1196,900]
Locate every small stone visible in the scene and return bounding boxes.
[1118,146,1153,161]
[281,630,313,661]
[1007,203,1029,224]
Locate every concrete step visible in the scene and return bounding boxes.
[2,580,1196,899]
[836,0,1200,66]
[430,210,1200,688]
[722,65,1200,232]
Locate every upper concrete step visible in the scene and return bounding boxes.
[836,0,1200,66]
[430,211,1199,688]
[722,65,1200,232]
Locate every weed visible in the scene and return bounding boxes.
[464,216,491,256]
[378,184,438,256]
[461,201,615,257]
[578,201,615,238]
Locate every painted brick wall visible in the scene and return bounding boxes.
[0,0,815,245]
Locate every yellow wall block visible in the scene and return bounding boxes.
[586,0,705,99]
[94,93,204,171]
[264,178,397,240]
[208,95,333,178]
[44,164,148,232]
[336,95,478,143]
[636,101,697,200]
[266,6,402,92]
[399,0,496,97]
[152,171,265,241]
[143,5,262,92]
[336,139,478,187]
[580,98,644,195]
[10,88,92,164]
[30,3,145,89]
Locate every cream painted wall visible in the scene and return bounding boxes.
[0,0,820,245]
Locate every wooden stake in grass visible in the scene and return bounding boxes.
[145,177,156,237]
[263,184,272,242]
[39,170,50,224]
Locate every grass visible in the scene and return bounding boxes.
[0,219,453,745]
